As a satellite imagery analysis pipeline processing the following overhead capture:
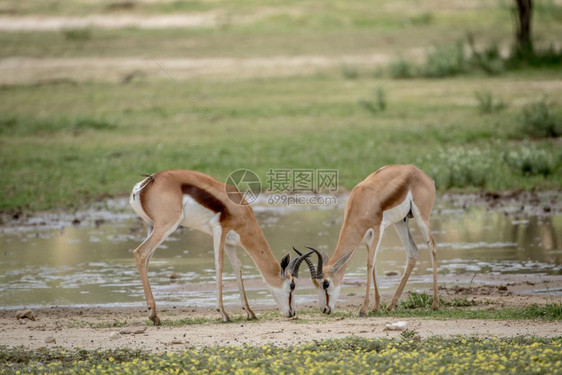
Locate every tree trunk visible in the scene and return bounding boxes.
[514,0,533,54]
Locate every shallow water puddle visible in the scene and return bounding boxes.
[0,196,560,309]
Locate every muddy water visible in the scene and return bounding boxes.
[1,196,561,309]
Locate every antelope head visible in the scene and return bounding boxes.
[294,246,351,315]
[273,250,314,318]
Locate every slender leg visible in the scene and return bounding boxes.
[359,228,381,317]
[417,218,439,310]
[371,233,384,312]
[224,243,257,320]
[372,265,380,312]
[387,218,419,310]
[212,223,230,322]
[133,218,181,325]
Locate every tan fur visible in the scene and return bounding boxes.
[132,170,285,324]
[324,165,438,315]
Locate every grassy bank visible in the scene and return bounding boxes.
[1,73,561,212]
[2,336,561,374]
[1,0,561,212]
[69,300,562,329]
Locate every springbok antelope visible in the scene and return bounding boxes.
[129,170,312,325]
[299,164,438,316]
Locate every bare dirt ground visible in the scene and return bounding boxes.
[0,54,398,85]
[1,277,560,352]
[0,14,218,31]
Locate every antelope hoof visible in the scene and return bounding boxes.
[358,311,367,318]
[150,315,161,326]
[246,310,257,320]
[386,304,396,312]
[216,308,230,323]
[431,302,439,311]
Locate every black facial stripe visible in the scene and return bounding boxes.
[289,290,293,307]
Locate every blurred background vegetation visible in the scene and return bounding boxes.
[0,0,561,212]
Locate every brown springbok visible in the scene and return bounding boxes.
[299,164,438,316]
[129,170,312,325]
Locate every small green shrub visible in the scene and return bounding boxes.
[474,91,507,114]
[360,88,386,114]
[341,64,359,79]
[408,12,433,26]
[0,115,18,133]
[523,303,561,320]
[62,28,92,41]
[399,291,433,309]
[441,296,477,308]
[73,118,116,131]
[517,99,561,138]
[400,329,419,340]
[467,34,506,76]
[507,43,562,69]
[389,57,416,79]
[421,42,467,78]
[387,35,561,80]
[429,147,493,188]
[504,146,555,176]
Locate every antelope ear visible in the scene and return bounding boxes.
[280,253,291,274]
[322,252,329,266]
[331,252,354,274]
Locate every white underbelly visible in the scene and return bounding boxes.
[381,191,412,228]
[180,195,217,235]
[180,195,241,246]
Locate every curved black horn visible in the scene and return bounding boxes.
[287,257,298,276]
[305,246,324,279]
[293,247,317,279]
[291,250,314,278]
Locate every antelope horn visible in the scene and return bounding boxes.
[305,246,325,279]
[290,250,314,278]
[288,257,298,276]
[293,247,317,279]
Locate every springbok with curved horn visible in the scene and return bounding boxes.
[129,170,312,325]
[300,165,438,316]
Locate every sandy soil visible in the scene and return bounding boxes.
[0,54,399,85]
[0,14,218,31]
[2,277,560,352]
[0,9,298,31]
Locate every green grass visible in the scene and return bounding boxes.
[474,90,507,114]
[51,301,562,330]
[1,1,561,212]
[1,72,561,212]
[517,98,562,138]
[2,336,561,374]
[320,302,562,322]
[157,300,562,326]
